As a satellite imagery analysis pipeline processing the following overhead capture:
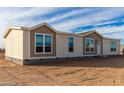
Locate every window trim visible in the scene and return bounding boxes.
[34,33,53,54]
[68,36,74,53]
[85,38,95,53]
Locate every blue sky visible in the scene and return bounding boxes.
[0,7,124,48]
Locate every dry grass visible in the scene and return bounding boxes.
[0,52,124,86]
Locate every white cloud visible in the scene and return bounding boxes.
[0,8,56,22]
[52,8,124,32]
[0,8,56,29]
[45,8,94,23]
[95,25,124,40]
[96,25,124,34]
[0,8,56,31]
[103,32,124,41]
[1,8,124,47]
[0,7,57,48]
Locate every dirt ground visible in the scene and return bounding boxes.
[0,52,124,86]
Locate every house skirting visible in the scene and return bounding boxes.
[6,56,85,65]
[5,56,24,65]
[5,55,101,65]
[5,54,120,65]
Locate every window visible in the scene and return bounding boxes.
[35,33,52,53]
[36,34,43,53]
[68,37,74,52]
[45,35,52,52]
[85,38,95,53]
[111,41,116,52]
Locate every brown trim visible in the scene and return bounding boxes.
[30,25,56,57]
[83,32,103,55]
[79,30,104,39]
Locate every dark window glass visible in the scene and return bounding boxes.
[68,37,74,52]
[36,34,43,53]
[114,48,116,52]
[45,47,51,52]
[36,47,43,52]
[111,48,113,51]
[91,48,94,52]
[45,35,52,52]
[111,41,116,52]
[86,48,89,52]
[35,34,52,53]
[85,38,95,53]
[69,47,73,52]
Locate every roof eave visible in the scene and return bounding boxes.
[3,26,29,38]
[103,37,121,40]
[29,22,58,33]
[79,30,104,38]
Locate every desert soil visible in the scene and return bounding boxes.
[0,52,124,86]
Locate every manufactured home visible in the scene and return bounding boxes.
[3,22,120,65]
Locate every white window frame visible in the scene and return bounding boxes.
[35,33,53,54]
[68,36,74,53]
[85,38,95,53]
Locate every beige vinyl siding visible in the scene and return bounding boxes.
[120,45,124,54]
[5,29,23,59]
[56,34,83,58]
[23,30,30,60]
[103,39,120,55]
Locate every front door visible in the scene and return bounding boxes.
[97,42,101,55]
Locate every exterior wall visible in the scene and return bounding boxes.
[4,26,121,65]
[23,30,30,60]
[5,56,24,65]
[5,29,23,59]
[103,39,120,55]
[120,45,124,54]
[83,32,103,55]
[56,34,83,57]
[30,25,56,58]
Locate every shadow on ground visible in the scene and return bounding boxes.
[27,55,124,68]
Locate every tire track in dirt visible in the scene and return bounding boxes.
[44,67,61,71]
[36,70,71,85]
[39,72,55,81]
[0,69,26,85]
[79,73,115,85]
[80,77,99,82]
[55,69,85,77]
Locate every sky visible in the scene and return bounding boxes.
[0,7,124,48]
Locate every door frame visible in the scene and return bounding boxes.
[97,42,101,55]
